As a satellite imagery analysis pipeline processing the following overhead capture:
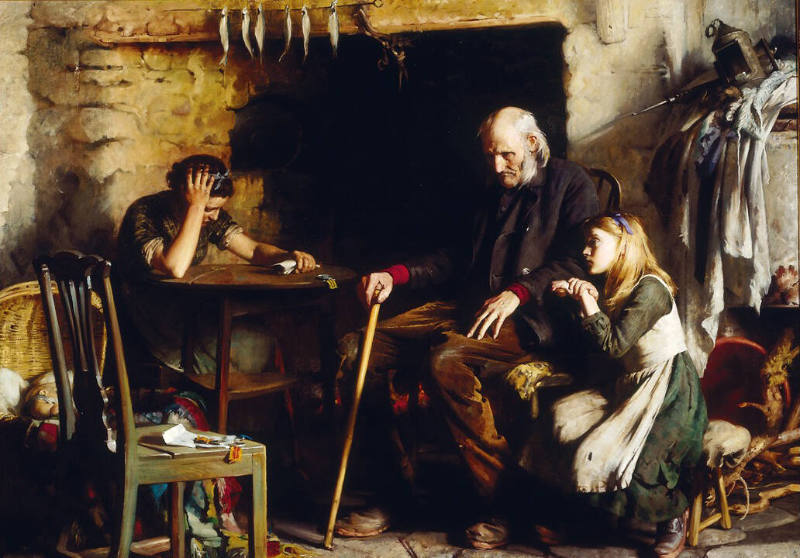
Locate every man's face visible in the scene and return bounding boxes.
[482,122,531,189]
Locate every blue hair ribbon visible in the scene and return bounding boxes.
[210,170,230,182]
[612,213,633,235]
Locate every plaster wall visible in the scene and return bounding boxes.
[0,3,35,284]
[0,0,795,287]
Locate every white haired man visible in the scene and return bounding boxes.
[335,107,600,547]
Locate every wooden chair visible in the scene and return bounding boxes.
[585,166,622,212]
[34,251,267,558]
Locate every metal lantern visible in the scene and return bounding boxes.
[705,19,777,85]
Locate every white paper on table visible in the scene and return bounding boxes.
[271,259,297,275]
[162,423,197,448]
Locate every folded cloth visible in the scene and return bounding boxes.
[271,259,297,275]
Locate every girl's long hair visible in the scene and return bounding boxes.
[583,212,676,319]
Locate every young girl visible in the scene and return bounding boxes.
[544,212,708,558]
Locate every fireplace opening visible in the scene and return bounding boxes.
[230,23,567,273]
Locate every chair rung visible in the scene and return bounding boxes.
[699,512,722,531]
[185,371,300,398]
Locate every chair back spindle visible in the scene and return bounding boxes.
[586,167,622,213]
[34,252,131,457]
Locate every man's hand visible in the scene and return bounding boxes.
[467,290,520,340]
[291,250,316,273]
[358,272,393,308]
[185,165,213,207]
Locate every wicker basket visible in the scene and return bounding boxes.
[0,281,106,381]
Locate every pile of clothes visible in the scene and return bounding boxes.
[646,57,797,375]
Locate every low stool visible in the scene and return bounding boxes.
[687,419,751,546]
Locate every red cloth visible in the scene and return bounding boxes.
[383,264,410,286]
[385,264,531,305]
[507,283,531,306]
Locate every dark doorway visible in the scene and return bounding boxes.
[231,24,567,272]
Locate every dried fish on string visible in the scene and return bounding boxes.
[278,5,292,62]
[219,7,230,67]
[328,0,339,59]
[255,3,266,62]
[301,5,311,63]
[242,6,254,58]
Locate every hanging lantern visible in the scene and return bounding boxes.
[705,19,778,85]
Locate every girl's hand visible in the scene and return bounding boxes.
[185,165,213,207]
[567,278,599,301]
[552,278,599,301]
[551,280,571,297]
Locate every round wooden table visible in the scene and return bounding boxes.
[150,263,356,432]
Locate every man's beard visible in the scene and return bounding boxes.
[518,150,538,187]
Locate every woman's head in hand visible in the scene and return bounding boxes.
[582,212,675,317]
[167,155,233,224]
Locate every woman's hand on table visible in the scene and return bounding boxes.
[291,250,316,273]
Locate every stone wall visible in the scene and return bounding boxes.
[25,28,249,267]
[0,3,35,285]
[0,0,795,288]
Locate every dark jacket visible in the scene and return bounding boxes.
[403,158,599,347]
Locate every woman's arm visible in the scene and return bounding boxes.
[582,277,673,359]
[150,166,212,278]
[227,232,317,272]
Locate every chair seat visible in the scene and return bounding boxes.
[703,419,752,468]
[184,371,300,400]
[135,424,267,484]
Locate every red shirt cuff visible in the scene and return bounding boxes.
[507,283,531,306]
[383,264,410,286]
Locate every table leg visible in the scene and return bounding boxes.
[181,304,198,375]
[170,481,185,558]
[216,295,232,433]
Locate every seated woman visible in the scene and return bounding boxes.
[518,212,707,558]
[116,154,316,376]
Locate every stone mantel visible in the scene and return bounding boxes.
[33,1,586,45]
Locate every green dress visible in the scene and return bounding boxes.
[520,276,708,522]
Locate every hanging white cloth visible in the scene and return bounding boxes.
[668,61,797,375]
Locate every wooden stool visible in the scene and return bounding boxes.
[687,419,751,546]
[687,466,732,546]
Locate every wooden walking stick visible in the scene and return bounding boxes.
[323,295,382,549]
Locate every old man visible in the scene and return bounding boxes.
[335,106,600,546]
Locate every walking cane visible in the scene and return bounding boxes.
[323,291,382,549]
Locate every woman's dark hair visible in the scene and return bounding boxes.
[166,154,234,198]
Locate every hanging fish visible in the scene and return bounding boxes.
[242,6,254,59]
[278,5,292,63]
[219,7,229,67]
[255,3,266,63]
[328,0,339,59]
[301,5,311,63]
